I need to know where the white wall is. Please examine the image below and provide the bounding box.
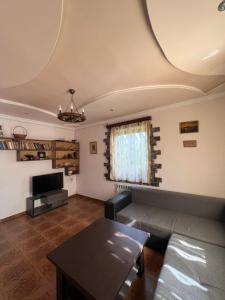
[0,116,76,220]
[75,96,225,200]
[75,125,116,200]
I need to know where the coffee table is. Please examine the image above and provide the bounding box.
[47,218,149,300]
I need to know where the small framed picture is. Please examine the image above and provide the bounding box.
[38,152,46,160]
[180,120,199,134]
[89,141,97,154]
[183,140,197,147]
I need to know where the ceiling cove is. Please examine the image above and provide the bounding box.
[0,0,63,88]
[0,84,205,125]
[147,0,225,76]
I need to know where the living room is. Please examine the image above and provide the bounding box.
[0,1,225,300]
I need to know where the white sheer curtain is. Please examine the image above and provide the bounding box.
[110,120,151,184]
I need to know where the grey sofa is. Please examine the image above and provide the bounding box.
[104,187,225,300]
[105,188,225,247]
[154,233,225,300]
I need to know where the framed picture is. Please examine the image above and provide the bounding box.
[89,141,97,154]
[183,140,197,147]
[38,152,46,160]
[180,120,199,134]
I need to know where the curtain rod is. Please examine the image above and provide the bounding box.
[106,116,151,129]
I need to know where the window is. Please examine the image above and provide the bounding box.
[109,118,151,184]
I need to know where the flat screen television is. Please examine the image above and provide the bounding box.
[32,172,63,196]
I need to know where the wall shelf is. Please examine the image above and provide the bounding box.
[0,137,80,176]
[52,141,80,175]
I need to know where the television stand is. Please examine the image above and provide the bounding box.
[26,189,68,217]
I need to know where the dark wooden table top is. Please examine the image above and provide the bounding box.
[47,218,149,300]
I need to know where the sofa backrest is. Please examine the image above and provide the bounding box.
[131,187,225,221]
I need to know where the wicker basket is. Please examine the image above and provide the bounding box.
[13,126,27,140]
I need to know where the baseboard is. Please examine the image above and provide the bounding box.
[74,194,104,205]
[0,194,103,223]
[0,211,26,224]
[68,193,77,199]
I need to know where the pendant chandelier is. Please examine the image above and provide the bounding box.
[218,0,225,11]
[58,89,86,123]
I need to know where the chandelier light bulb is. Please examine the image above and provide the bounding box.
[59,105,62,113]
[82,108,85,114]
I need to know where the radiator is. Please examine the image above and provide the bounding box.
[115,183,132,193]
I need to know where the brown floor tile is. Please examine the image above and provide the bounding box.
[0,240,14,255]
[6,268,47,300]
[48,214,69,223]
[37,260,56,284]
[60,217,77,229]
[8,227,40,243]
[27,288,56,300]
[27,242,55,266]
[0,259,29,291]
[0,196,163,300]
[42,226,66,240]
[0,248,23,272]
[51,231,72,246]
[34,221,56,233]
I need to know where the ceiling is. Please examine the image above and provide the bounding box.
[0,0,225,126]
[147,0,225,76]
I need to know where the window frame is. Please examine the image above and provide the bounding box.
[104,117,162,187]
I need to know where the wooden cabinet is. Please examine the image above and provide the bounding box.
[52,140,80,175]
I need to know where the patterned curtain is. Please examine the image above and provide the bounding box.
[110,120,151,184]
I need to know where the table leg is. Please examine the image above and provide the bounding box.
[56,268,67,300]
[137,250,144,278]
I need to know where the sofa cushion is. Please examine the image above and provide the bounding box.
[116,203,150,228]
[131,187,225,221]
[174,214,225,248]
[140,207,178,239]
[154,234,225,300]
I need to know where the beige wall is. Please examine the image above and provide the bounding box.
[75,96,225,200]
[0,116,76,220]
[75,125,116,200]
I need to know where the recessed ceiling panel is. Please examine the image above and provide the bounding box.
[0,0,63,88]
[83,85,204,124]
[147,0,225,75]
[0,100,59,124]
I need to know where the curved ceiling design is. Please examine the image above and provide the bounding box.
[0,0,63,88]
[0,85,204,124]
[0,0,224,125]
[0,99,58,124]
[147,0,225,76]
[84,85,205,124]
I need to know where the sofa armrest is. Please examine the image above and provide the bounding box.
[104,191,132,220]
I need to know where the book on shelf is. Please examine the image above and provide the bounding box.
[0,140,18,150]
[0,140,51,151]
[19,141,51,151]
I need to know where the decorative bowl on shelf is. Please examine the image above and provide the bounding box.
[13,126,27,140]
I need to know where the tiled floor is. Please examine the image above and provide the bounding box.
[0,195,163,300]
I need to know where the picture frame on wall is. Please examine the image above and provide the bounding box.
[38,152,46,160]
[183,140,197,147]
[180,120,199,134]
[89,141,97,154]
